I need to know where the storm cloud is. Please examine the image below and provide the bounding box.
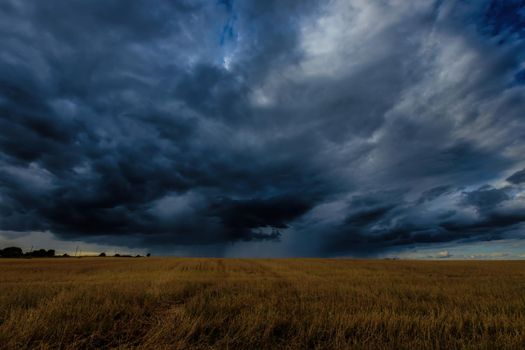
[0,0,524,256]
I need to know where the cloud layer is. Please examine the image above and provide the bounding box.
[0,0,524,256]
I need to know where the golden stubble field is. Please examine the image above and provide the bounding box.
[0,258,524,349]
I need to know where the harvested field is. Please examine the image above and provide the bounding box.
[0,258,524,349]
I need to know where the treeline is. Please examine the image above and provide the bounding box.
[0,247,55,258]
[0,247,151,258]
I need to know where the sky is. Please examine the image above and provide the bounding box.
[0,0,525,258]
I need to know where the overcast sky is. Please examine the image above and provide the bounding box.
[1,0,525,257]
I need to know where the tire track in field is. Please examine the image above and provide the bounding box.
[162,259,229,316]
[140,259,228,345]
[247,260,302,307]
[244,260,306,345]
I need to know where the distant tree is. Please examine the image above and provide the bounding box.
[62,253,70,257]
[29,249,48,257]
[135,254,142,258]
[114,253,121,257]
[0,247,23,258]
[46,249,55,257]
[146,253,151,257]
[99,252,106,257]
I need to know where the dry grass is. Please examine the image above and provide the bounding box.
[0,258,524,349]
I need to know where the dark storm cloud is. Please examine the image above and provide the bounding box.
[318,184,525,255]
[461,186,510,211]
[0,0,524,256]
[0,0,324,247]
[507,168,525,184]
[417,185,453,204]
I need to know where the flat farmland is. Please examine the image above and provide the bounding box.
[0,258,524,349]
